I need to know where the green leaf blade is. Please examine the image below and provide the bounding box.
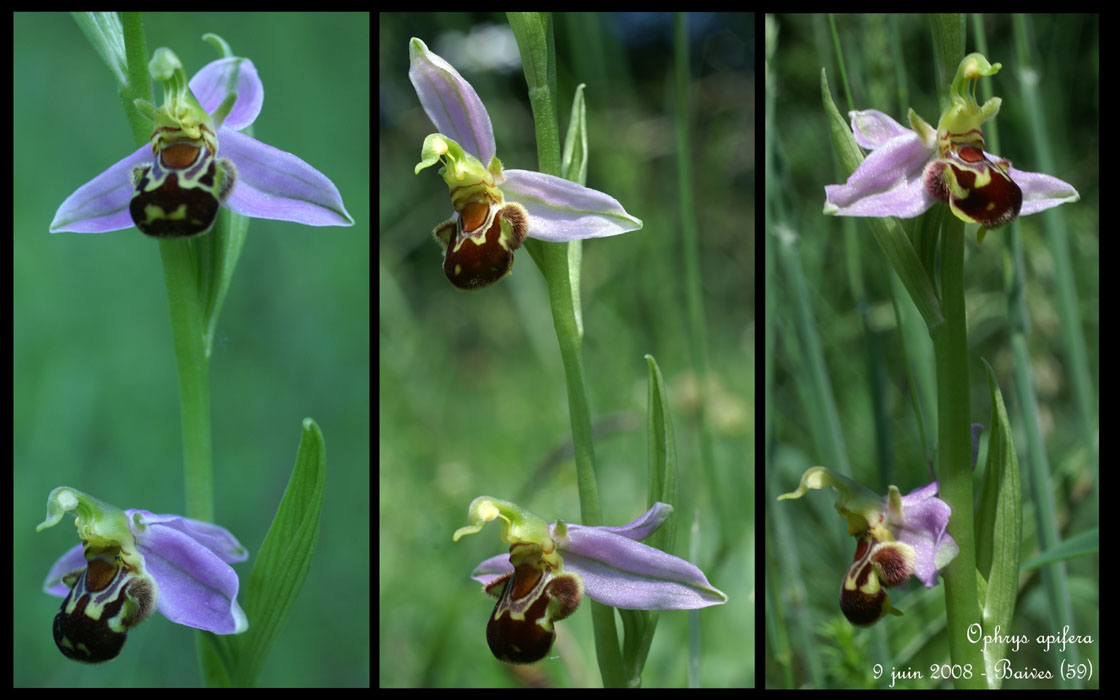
[820,68,944,329]
[976,359,1022,689]
[231,418,327,686]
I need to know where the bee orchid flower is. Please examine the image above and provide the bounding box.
[409,38,642,290]
[453,496,727,664]
[778,468,959,626]
[50,45,353,238]
[37,487,248,663]
[823,53,1078,241]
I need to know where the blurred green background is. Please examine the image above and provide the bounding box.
[765,14,1097,688]
[14,12,369,686]
[379,12,752,687]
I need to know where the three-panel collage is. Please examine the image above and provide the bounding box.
[17,12,370,687]
[378,13,1098,688]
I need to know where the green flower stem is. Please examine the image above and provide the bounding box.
[119,13,154,145]
[120,15,216,524]
[113,19,221,680]
[930,219,984,687]
[526,242,603,522]
[509,12,623,687]
[158,240,214,523]
[926,19,984,684]
[527,242,624,689]
[507,13,603,530]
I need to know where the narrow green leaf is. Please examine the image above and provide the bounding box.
[618,355,681,685]
[197,52,251,358]
[198,208,248,358]
[1021,528,1098,571]
[644,354,678,552]
[197,631,233,687]
[976,359,1022,689]
[561,83,587,338]
[976,568,988,610]
[821,68,944,329]
[230,418,327,686]
[70,12,127,84]
[561,83,588,184]
[617,608,652,688]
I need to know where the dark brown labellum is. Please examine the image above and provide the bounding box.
[53,553,157,663]
[443,213,514,291]
[839,580,891,627]
[483,544,582,664]
[925,142,1022,229]
[437,202,529,290]
[839,533,891,627]
[129,125,236,238]
[838,532,916,626]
